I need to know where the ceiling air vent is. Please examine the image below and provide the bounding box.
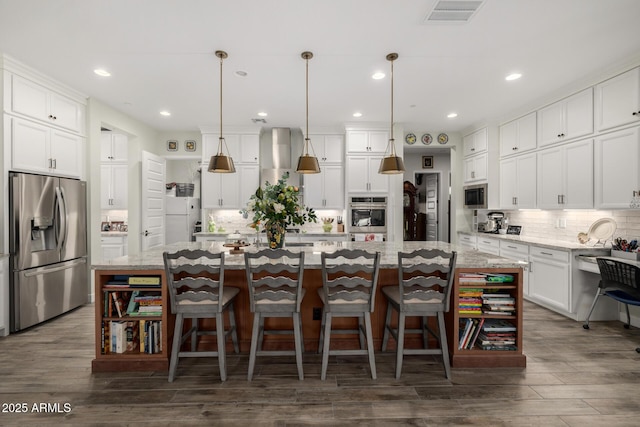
[424,0,485,23]
[252,118,267,124]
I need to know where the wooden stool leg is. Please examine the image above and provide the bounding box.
[293,312,304,380]
[168,313,184,382]
[321,313,333,380]
[317,306,326,354]
[228,301,240,353]
[364,312,376,380]
[438,312,451,380]
[395,312,406,380]
[247,312,261,381]
[381,300,393,351]
[216,312,227,381]
[358,316,366,349]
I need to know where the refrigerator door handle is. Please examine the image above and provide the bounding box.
[55,186,68,252]
[23,257,87,278]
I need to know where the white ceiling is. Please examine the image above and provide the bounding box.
[1,0,640,135]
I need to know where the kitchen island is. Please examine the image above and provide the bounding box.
[92,241,526,372]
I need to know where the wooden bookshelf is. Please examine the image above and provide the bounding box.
[447,267,526,368]
[92,269,173,372]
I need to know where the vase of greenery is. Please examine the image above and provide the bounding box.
[245,172,317,249]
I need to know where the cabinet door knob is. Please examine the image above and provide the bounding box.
[633,111,638,116]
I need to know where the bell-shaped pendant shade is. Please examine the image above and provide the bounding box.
[378,154,405,174]
[296,154,321,174]
[296,51,321,174]
[208,154,236,173]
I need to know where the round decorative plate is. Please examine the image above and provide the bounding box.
[587,218,617,243]
[421,133,433,145]
[437,133,449,144]
[405,133,417,145]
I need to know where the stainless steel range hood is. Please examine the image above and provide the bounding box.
[260,127,302,189]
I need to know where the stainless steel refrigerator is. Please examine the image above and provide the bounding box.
[9,172,88,332]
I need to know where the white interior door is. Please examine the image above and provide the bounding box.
[141,151,166,251]
[426,174,438,241]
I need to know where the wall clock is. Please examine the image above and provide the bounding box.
[437,133,449,144]
[405,133,417,145]
[421,134,432,145]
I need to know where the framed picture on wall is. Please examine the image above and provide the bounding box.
[185,140,196,152]
[422,156,433,169]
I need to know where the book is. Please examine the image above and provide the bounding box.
[128,276,161,285]
[126,291,140,314]
[125,321,139,352]
[458,319,473,349]
[111,321,127,353]
[482,319,517,332]
[468,318,485,349]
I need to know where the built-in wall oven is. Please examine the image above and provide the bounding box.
[348,196,387,240]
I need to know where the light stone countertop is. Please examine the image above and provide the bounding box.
[193,231,349,238]
[92,241,525,271]
[101,232,128,237]
[459,231,610,252]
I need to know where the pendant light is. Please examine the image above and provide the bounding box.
[378,52,405,174]
[208,50,236,173]
[296,51,321,174]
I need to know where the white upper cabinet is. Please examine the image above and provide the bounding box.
[347,155,388,193]
[594,126,640,209]
[538,88,593,147]
[101,163,128,209]
[7,73,85,135]
[537,139,593,209]
[595,66,640,132]
[100,132,128,162]
[346,130,388,154]
[463,153,487,183]
[500,112,537,157]
[8,115,83,178]
[463,127,487,157]
[500,153,536,209]
[304,164,344,209]
[309,134,344,163]
[202,133,259,164]
[201,163,258,209]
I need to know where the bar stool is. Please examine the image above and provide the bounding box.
[244,249,306,381]
[381,249,457,379]
[163,249,240,382]
[318,249,381,380]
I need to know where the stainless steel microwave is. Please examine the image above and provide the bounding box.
[464,183,487,209]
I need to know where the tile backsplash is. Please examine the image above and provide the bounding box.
[203,209,346,234]
[500,210,640,244]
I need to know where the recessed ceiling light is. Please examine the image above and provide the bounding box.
[505,73,522,81]
[235,70,248,77]
[94,69,111,77]
[372,72,385,80]
[447,112,458,118]
[160,111,171,116]
[353,112,363,118]
[257,112,268,117]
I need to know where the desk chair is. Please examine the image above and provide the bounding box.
[583,257,640,353]
[163,249,240,382]
[318,249,381,380]
[244,249,306,380]
[381,249,457,379]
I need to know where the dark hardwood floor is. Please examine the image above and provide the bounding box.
[1,301,639,426]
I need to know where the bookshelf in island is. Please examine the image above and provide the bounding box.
[92,269,173,372]
[448,268,526,368]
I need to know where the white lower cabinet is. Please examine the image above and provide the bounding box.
[458,233,477,250]
[476,236,500,256]
[594,126,640,209]
[499,241,530,297]
[101,235,128,261]
[528,246,570,312]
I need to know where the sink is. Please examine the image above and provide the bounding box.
[284,242,314,247]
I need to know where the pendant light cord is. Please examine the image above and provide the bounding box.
[218,53,224,155]
[389,55,395,156]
